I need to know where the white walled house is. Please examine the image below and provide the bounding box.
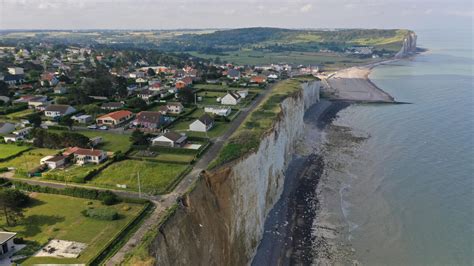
[189,114,214,132]
[63,147,107,165]
[0,232,17,257]
[204,106,231,117]
[40,155,66,169]
[151,131,187,147]
[44,105,76,119]
[221,92,241,105]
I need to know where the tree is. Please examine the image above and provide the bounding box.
[83,104,101,117]
[177,87,195,104]
[130,129,148,145]
[147,68,156,77]
[0,81,8,96]
[126,97,147,110]
[27,112,42,128]
[60,116,74,130]
[114,76,128,98]
[0,188,30,226]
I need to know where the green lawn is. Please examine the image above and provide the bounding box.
[0,193,144,265]
[0,144,30,159]
[89,160,188,194]
[51,130,132,153]
[169,120,229,139]
[5,108,35,120]
[128,150,195,164]
[42,163,105,183]
[0,148,58,175]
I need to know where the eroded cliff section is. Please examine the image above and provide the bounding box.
[395,31,417,58]
[149,81,321,266]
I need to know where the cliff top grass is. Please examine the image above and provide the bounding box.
[208,76,317,169]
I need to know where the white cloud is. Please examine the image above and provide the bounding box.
[300,3,312,13]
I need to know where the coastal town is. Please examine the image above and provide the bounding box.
[0,41,324,264]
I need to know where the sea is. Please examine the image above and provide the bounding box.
[321,28,473,265]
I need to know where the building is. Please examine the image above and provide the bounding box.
[101,102,124,111]
[53,84,68,94]
[0,122,15,134]
[189,114,214,132]
[136,89,156,102]
[151,131,187,147]
[204,106,231,117]
[250,75,267,84]
[40,72,59,86]
[7,67,24,75]
[96,110,133,127]
[166,102,184,114]
[71,114,92,124]
[44,105,76,119]
[227,69,241,80]
[3,74,25,85]
[27,96,49,109]
[63,147,107,165]
[237,89,249,99]
[0,232,17,257]
[40,155,66,169]
[132,111,165,129]
[3,134,23,143]
[221,91,241,105]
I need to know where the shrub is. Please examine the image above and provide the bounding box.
[83,207,119,221]
[102,194,119,206]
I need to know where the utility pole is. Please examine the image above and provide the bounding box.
[137,171,142,198]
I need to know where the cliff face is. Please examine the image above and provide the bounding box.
[149,81,321,266]
[395,31,417,58]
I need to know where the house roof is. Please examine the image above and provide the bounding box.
[45,155,66,162]
[66,147,104,157]
[226,91,241,100]
[227,69,240,77]
[167,102,184,108]
[163,131,186,142]
[101,102,124,108]
[28,96,48,103]
[135,111,162,124]
[97,110,133,121]
[45,104,72,113]
[0,232,16,244]
[198,114,214,126]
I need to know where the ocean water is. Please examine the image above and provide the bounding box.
[329,28,473,265]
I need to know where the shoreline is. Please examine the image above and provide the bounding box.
[251,100,351,265]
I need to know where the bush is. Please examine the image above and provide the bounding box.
[102,194,119,206]
[83,207,119,221]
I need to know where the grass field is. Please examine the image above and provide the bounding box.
[129,150,195,163]
[0,144,30,160]
[90,160,188,194]
[42,163,105,183]
[5,109,35,120]
[0,148,58,175]
[0,193,144,265]
[51,129,132,153]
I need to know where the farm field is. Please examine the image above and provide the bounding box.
[89,160,188,194]
[0,193,145,265]
[0,144,30,160]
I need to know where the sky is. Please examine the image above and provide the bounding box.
[0,0,472,30]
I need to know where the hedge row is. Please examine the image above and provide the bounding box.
[0,103,28,115]
[132,145,198,155]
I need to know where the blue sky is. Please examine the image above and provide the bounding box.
[0,0,472,30]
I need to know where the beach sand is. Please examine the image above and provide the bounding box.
[323,64,395,103]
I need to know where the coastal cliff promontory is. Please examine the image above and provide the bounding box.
[395,31,418,58]
[144,80,321,265]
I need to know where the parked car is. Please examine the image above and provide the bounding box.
[99,125,108,130]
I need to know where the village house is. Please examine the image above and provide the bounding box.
[40,155,67,169]
[221,91,241,105]
[53,84,68,94]
[96,110,133,127]
[44,105,76,119]
[0,232,17,257]
[71,114,92,124]
[237,89,249,99]
[189,114,214,132]
[204,106,231,117]
[101,102,124,111]
[27,96,50,109]
[136,89,156,102]
[166,102,184,114]
[3,134,23,143]
[2,74,25,86]
[175,77,192,89]
[151,131,188,147]
[7,67,24,75]
[63,147,107,165]
[40,72,59,87]
[0,122,15,134]
[250,75,267,84]
[132,111,166,129]
[227,69,241,80]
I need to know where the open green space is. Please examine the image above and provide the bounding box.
[0,144,30,160]
[0,192,144,265]
[5,109,35,120]
[42,162,105,183]
[0,148,58,175]
[129,150,195,164]
[89,160,189,194]
[50,129,131,153]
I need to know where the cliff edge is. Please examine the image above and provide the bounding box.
[395,31,417,58]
